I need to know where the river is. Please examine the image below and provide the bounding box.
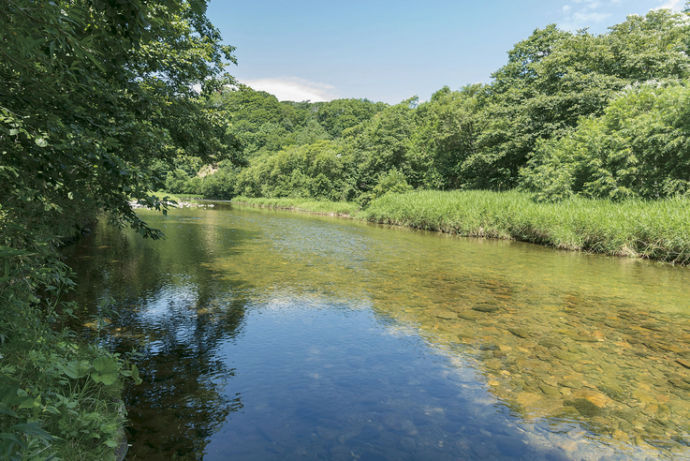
[64,202,690,460]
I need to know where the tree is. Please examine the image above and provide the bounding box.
[412,85,484,189]
[1,0,237,248]
[314,98,387,138]
[467,9,690,189]
[1,1,239,457]
[349,100,419,192]
[521,83,690,200]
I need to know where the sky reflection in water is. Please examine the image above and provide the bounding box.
[65,204,690,460]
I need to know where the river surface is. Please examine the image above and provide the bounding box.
[64,203,690,460]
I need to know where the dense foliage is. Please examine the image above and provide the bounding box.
[1,1,234,458]
[184,8,690,204]
[522,82,690,201]
[164,89,387,199]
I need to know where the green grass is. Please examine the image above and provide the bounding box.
[232,196,361,217]
[234,191,690,264]
[365,190,690,264]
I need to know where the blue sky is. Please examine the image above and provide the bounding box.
[207,0,686,103]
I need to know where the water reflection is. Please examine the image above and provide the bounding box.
[121,287,245,459]
[66,220,254,459]
[64,205,690,459]
[204,298,581,460]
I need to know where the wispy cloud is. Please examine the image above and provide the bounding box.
[559,0,614,31]
[653,0,685,11]
[242,77,337,102]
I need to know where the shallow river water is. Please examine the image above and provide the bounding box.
[64,203,690,460]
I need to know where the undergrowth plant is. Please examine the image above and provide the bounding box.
[0,244,142,460]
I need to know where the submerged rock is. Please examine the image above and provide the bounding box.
[472,304,500,313]
[539,383,561,398]
[573,389,611,409]
[668,376,690,391]
[568,398,603,417]
[676,358,690,370]
[436,310,457,320]
[558,375,585,388]
[508,327,529,339]
[457,311,481,321]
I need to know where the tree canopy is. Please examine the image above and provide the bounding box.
[1,0,237,246]
[173,8,690,204]
[1,2,237,457]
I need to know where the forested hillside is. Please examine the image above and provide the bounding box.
[172,8,690,204]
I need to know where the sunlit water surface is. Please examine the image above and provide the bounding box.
[64,203,690,460]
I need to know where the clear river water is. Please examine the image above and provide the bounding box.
[63,203,690,460]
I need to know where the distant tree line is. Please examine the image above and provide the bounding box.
[171,7,690,203]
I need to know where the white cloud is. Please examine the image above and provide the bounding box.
[559,0,614,31]
[557,0,687,32]
[241,77,337,102]
[653,0,685,11]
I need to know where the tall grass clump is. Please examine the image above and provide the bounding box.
[364,190,690,264]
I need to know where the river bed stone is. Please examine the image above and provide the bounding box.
[64,204,690,460]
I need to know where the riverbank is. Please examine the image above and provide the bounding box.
[0,309,129,459]
[129,191,206,209]
[1,209,138,459]
[231,191,690,265]
[0,248,133,459]
[232,196,360,217]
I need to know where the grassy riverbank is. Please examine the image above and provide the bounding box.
[232,196,361,217]
[232,190,690,265]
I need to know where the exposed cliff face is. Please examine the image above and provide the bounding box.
[197,164,219,178]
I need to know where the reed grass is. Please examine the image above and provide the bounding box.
[365,190,690,264]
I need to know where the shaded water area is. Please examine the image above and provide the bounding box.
[64,203,690,460]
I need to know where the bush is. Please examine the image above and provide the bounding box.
[234,141,353,201]
[357,169,413,207]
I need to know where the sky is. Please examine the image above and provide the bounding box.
[207,0,686,104]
